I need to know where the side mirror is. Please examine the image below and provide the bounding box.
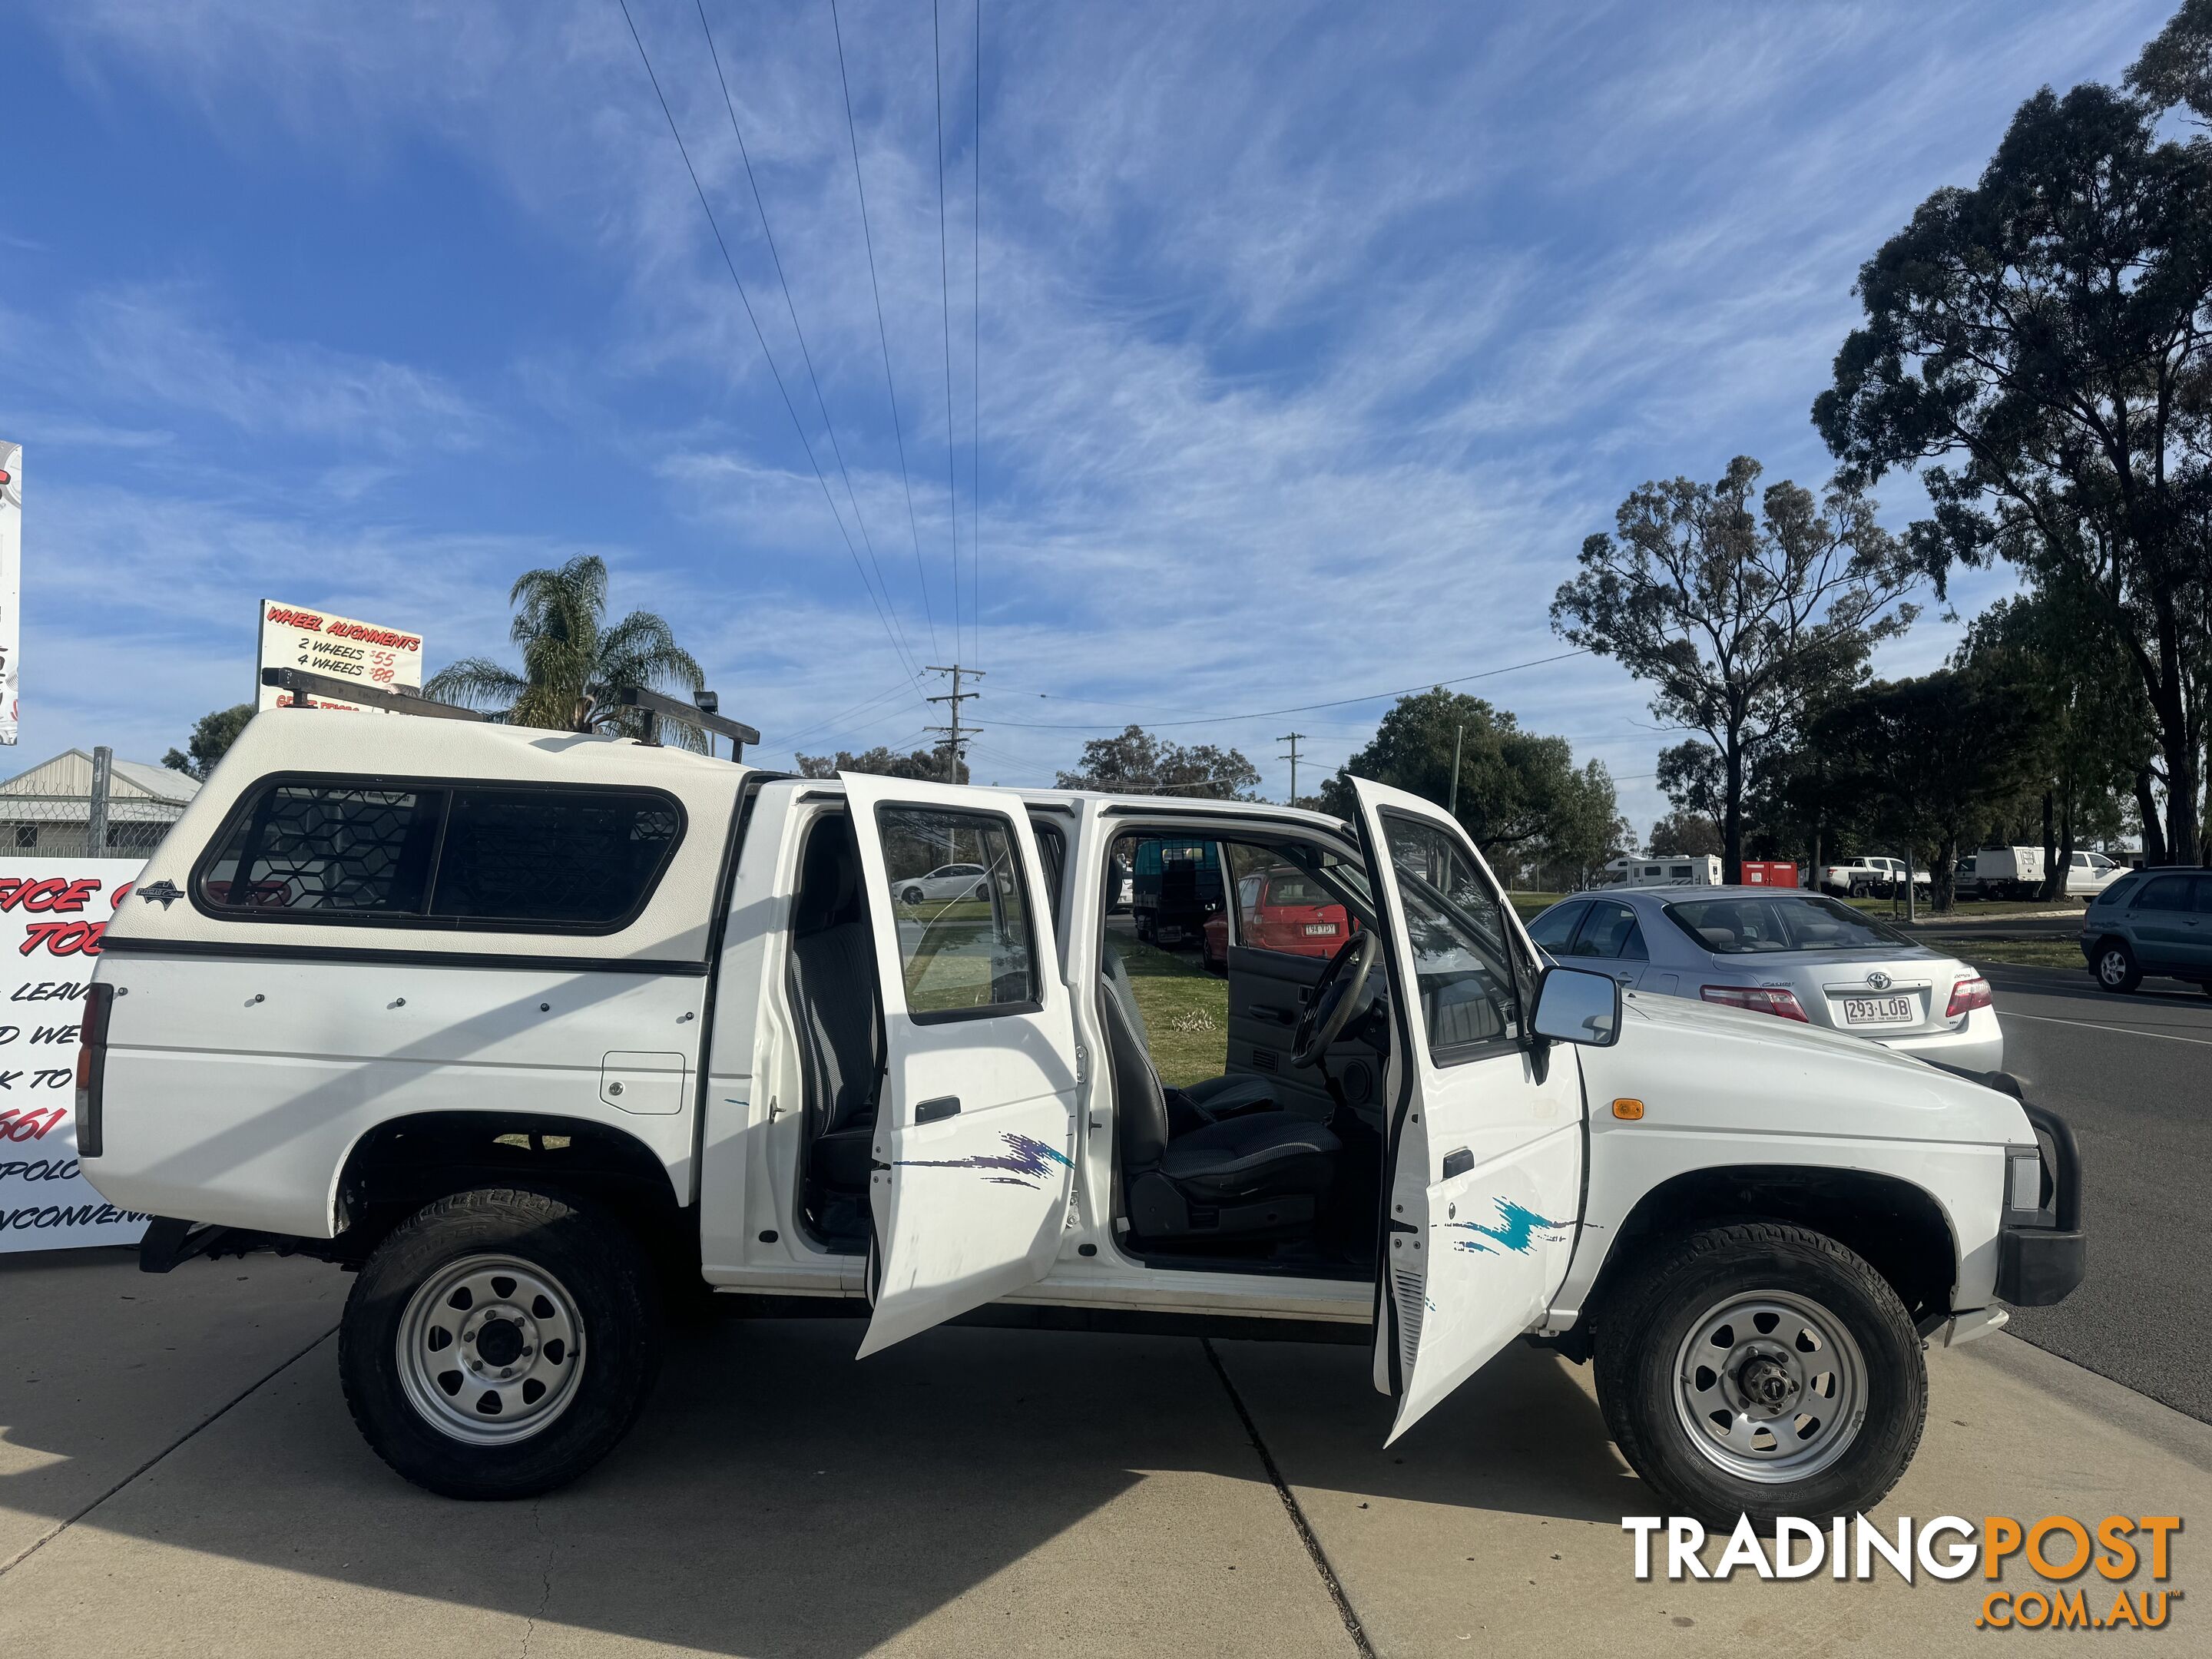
[1530,964,1621,1048]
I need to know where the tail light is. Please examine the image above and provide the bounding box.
[75,983,114,1158]
[1700,984,1810,1022]
[1947,975,1992,1018]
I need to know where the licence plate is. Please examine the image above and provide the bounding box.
[1839,995,1915,1026]
[1304,922,1337,936]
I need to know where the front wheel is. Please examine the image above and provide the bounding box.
[2091,940,2141,994]
[1593,1224,1925,1527]
[339,1187,661,1500]
[900,886,925,905]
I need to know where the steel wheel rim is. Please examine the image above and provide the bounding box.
[396,1253,586,1446]
[1671,1287,1866,1484]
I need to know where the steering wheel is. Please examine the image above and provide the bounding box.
[1292,931,1379,1068]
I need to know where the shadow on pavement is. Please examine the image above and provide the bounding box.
[1,1255,1637,1657]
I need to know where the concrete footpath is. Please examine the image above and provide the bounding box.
[1,1250,2204,1657]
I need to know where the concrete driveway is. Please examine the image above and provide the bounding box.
[1,1250,2206,1657]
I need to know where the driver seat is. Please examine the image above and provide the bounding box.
[1098,971,1339,1242]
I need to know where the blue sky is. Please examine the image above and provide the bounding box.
[0,0,2177,830]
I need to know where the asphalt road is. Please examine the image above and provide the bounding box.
[1969,957,2212,1424]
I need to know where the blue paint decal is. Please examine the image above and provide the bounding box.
[895,1132,1074,1189]
[1448,1197,1570,1255]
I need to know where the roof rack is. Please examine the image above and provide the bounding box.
[260,667,489,721]
[609,685,760,760]
[259,667,760,760]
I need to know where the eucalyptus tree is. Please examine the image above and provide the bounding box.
[1551,457,1919,882]
[1815,46,2212,861]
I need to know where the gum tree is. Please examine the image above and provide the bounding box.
[1551,458,1919,882]
[1814,65,2212,862]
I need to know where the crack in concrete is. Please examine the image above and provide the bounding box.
[1201,1336,1376,1659]
[519,1494,554,1659]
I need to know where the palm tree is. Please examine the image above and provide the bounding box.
[426,555,707,748]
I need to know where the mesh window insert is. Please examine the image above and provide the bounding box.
[201,786,436,913]
[429,790,681,926]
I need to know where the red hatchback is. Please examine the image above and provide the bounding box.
[1203,867,1354,972]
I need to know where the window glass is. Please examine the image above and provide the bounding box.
[2094,871,2141,906]
[2195,875,2212,916]
[1028,818,1068,934]
[1526,901,1587,953]
[199,780,684,929]
[1571,901,1647,961]
[429,788,680,926]
[1380,812,1524,1057]
[200,784,439,915]
[1667,894,1909,954]
[879,807,1038,1019]
[2135,875,2194,912]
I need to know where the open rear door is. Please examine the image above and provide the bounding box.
[1349,778,1585,1442]
[843,773,1080,1358]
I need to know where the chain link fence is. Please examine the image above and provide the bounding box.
[0,746,193,859]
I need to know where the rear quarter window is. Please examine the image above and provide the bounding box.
[195,777,685,933]
[2092,872,2142,907]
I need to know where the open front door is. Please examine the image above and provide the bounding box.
[843,773,1080,1358]
[1350,778,1584,1442]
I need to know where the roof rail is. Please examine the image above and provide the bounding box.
[260,667,490,721]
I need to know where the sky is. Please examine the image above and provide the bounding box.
[0,0,2181,832]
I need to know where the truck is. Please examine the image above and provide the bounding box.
[1817,855,1932,899]
[1129,834,1223,946]
[1955,846,2045,902]
[77,710,2084,1524]
[1958,847,2122,901]
[1618,853,1722,888]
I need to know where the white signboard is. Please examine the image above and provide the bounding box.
[0,439,20,745]
[0,858,151,1253]
[255,598,424,713]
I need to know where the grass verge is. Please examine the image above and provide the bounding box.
[1113,939,1233,1088]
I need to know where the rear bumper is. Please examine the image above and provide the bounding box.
[1873,1006,2004,1073]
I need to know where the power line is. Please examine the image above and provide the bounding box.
[770,673,923,752]
[827,0,939,663]
[615,0,921,689]
[988,647,1596,731]
[693,0,920,682]
[932,0,962,665]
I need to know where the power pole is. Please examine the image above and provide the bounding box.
[925,664,984,784]
[1447,724,1465,816]
[1277,731,1306,804]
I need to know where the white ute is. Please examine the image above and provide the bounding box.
[78,710,2085,1522]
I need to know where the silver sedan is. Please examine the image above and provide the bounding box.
[1527,886,2002,1072]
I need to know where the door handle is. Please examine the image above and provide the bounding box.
[1250,1004,1297,1025]
[914,1095,961,1124]
[1440,1147,1472,1180]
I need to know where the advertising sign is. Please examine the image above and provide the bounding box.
[0,858,150,1253]
[0,439,20,745]
[255,598,424,713]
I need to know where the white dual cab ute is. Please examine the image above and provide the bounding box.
[78,712,2085,1522]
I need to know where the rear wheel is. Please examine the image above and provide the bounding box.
[339,1188,661,1500]
[1594,1224,1925,1527]
[2091,939,2141,994]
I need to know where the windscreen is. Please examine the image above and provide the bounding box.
[1665,893,1913,955]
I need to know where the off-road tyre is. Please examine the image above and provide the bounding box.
[1593,1223,1925,1528]
[2091,939,2141,995]
[339,1187,661,1500]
